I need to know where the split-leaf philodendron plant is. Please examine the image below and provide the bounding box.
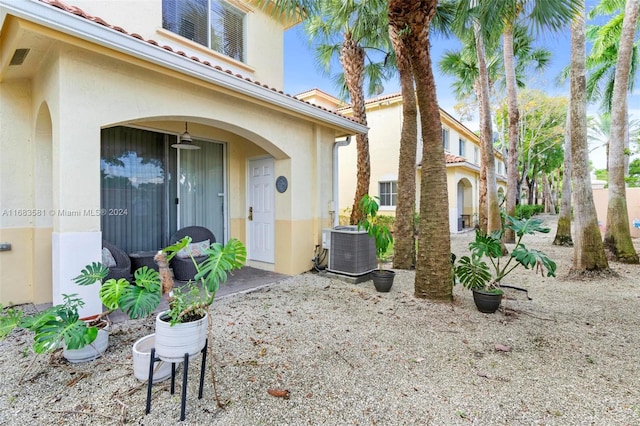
[454,214,557,294]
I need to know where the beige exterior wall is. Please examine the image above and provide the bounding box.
[70,0,286,88]
[0,5,358,311]
[334,94,506,232]
[593,188,640,239]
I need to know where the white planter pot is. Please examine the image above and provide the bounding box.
[63,316,110,363]
[132,333,172,383]
[154,311,208,363]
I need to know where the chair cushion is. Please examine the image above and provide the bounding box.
[102,247,117,267]
[176,239,210,259]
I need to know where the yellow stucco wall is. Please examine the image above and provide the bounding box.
[69,0,285,88]
[0,26,339,306]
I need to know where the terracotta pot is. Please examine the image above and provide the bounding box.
[154,311,208,363]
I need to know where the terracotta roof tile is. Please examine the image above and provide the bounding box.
[38,0,362,126]
[445,153,467,164]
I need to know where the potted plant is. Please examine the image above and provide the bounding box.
[453,214,557,313]
[0,293,110,362]
[358,194,395,292]
[148,238,245,360]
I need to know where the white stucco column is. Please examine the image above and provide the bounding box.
[51,76,103,316]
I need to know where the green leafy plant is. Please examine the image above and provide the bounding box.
[357,194,394,271]
[454,214,557,294]
[0,294,100,354]
[74,263,162,320]
[161,237,247,324]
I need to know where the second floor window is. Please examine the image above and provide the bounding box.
[379,181,398,207]
[442,127,450,151]
[163,0,245,62]
[459,138,466,157]
[473,146,479,164]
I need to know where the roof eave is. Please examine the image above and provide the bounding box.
[1,0,367,135]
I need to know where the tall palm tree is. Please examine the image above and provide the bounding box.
[391,1,454,270]
[302,0,393,225]
[389,0,452,301]
[603,0,640,263]
[389,24,419,270]
[440,24,550,199]
[570,0,610,272]
[447,3,496,234]
[554,104,573,246]
[500,0,579,242]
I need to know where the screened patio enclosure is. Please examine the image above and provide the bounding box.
[100,126,225,254]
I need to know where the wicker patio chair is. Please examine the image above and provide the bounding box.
[169,226,216,281]
[102,240,132,281]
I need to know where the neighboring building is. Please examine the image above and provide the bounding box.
[0,1,366,314]
[297,90,507,233]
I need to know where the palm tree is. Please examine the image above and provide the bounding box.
[553,102,574,246]
[389,0,452,301]
[499,0,579,242]
[391,1,454,270]
[569,0,610,272]
[389,24,419,270]
[449,1,502,234]
[603,0,640,263]
[586,0,639,113]
[301,0,393,225]
[440,19,550,237]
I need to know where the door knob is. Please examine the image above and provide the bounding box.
[248,206,253,221]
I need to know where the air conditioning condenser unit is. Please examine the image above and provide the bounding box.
[325,226,376,276]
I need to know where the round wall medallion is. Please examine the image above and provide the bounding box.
[276,176,288,193]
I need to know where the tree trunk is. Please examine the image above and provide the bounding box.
[389,0,452,301]
[503,24,520,243]
[542,173,555,214]
[474,23,500,235]
[570,2,609,272]
[554,107,573,246]
[603,0,640,264]
[341,33,370,226]
[390,25,417,270]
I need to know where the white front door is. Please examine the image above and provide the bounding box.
[248,158,275,263]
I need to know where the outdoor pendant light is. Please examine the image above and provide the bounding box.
[172,122,200,150]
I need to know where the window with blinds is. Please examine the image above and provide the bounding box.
[162,0,245,62]
[442,127,450,151]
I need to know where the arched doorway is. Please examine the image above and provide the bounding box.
[457,178,473,231]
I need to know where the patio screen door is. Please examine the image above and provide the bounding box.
[177,140,225,242]
[100,127,177,253]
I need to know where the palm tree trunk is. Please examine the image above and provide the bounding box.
[570,1,609,272]
[603,0,640,264]
[503,24,519,243]
[473,22,501,235]
[554,107,573,246]
[390,25,417,270]
[341,33,370,225]
[389,0,452,301]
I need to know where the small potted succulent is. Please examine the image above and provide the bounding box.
[453,214,557,313]
[358,194,395,292]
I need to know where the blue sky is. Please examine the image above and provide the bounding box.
[282,6,639,170]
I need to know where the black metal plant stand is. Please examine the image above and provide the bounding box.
[145,339,208,421]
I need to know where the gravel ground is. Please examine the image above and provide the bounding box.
[1,214,639,425]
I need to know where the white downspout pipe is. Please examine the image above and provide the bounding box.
[333,136,351,227]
